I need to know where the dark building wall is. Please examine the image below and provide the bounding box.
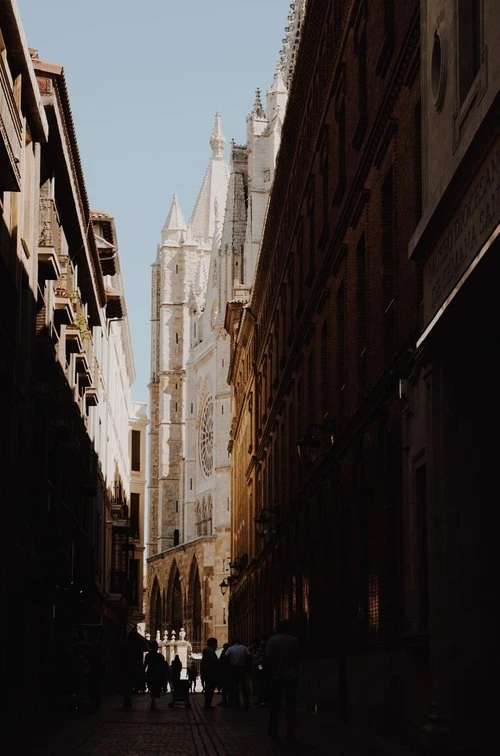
[406,0,500,747]
[227,0,424,747]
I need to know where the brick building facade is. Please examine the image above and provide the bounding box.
[226,0,500,751]
[226,0,425,745]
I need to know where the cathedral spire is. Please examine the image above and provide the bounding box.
[161,194,186,245]
[252,88,266,118]
[163,194,186,231]
[188,114,229,243]
[210,112,226,160]
[267,63,288,123]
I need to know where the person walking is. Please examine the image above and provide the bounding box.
[200,637,219,709]
[188,660,198,693]
[224,638,252,708]
[119,630,143,709]
[171,654,182,691]
[264,619,300,743]
[143,641,168,710]
[217,642,230,706]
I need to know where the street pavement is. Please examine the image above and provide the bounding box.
[23,684,418,755]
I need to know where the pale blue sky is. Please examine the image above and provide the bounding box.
[17,0,290,404]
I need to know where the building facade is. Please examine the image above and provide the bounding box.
[226,0,424,746]
[2,0,141,721]
[226,0,499,751]
[129,399,148,628]
[147,115,231,648]
[146,2,305,653]
[406,1,500,750]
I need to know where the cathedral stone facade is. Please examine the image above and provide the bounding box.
[145,0,301,646]
[147,114,231,647]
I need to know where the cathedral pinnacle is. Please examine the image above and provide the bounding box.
[210,113,226,160]
[252,88,266,118]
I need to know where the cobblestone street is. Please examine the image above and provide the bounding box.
[25,688,417,756]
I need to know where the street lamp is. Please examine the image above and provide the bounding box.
[296,416,336,465]
[229,558,243,578]
[254,510,271,537]
[219,577,229,596]
[254,506,279,537]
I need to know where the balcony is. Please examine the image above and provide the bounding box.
[84,358,99,407]
[53,288,74,326]
[63,323,83,355]
[75,351,92,388]
[110,500,129,523]
[38,198,61,281]
[105,284,124,320]
[0,44,22,191]
[109,570,134,605]
[84,385,98,407]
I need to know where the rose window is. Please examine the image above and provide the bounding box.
[199,396,214,477]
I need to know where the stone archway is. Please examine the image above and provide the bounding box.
[187,556,202,649]
[149,575,162,637]
[166,561,183,631]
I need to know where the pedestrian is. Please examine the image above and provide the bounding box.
[224,637,252,708]
[264,618,300,743]
[188,660,198,692]
[120,630,143,709]
[171,653,182,691]
[249,636,266,706]
[143,640,168,710]
[257,635,270,705]
[217,642,230,705]
[200,637,219,709]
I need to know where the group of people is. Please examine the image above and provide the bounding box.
[142,642,183,709]
[121,619,300,743]
[120,630,183,710]
[200,619,300,744]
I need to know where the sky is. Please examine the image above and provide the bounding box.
[16,0,291,405]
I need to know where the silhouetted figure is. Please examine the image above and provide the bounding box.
[171,654,182,690]
[265,619,300,743]
[188,661,198,692]
[120,630,144,709]
[144,640,168,710]
[200,637,219,709]
[224,637,252,708]
[217,642,230,705]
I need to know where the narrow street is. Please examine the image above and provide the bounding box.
[27,687,416,756]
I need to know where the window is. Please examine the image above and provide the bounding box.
[381,169,395,364]
[414,101,422,223]
[334,68,347,205]
[356,234,367,350]
[130,493,140,539]
[320,126,330,235]
[353,15,368,149]
[336,281,346,426]
[131,430,140,472]
[199,396,214,477]
[458,0,481,105]
[415,465,429,631]
[306,181,315,284]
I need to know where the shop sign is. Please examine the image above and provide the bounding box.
[424,135,500,324]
